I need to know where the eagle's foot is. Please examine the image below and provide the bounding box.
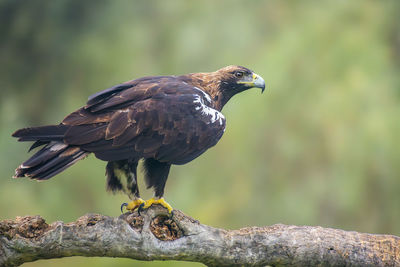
[138,197,173,215]
[121,198,145,213]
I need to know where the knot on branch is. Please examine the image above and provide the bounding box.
[121,206,185,240]
[150,215,183,241]
[0,215,48,240]
[124,214,144,231]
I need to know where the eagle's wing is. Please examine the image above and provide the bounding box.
[62,78,226,164]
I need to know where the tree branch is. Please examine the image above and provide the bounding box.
[0,206,399,267]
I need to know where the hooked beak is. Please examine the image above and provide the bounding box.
[238,73,266,93]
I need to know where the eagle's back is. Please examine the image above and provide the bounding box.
[62,76,226,164]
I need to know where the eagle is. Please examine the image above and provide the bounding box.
[12,65,265,213]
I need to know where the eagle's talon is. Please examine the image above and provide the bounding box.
[139,197,174,214]
[122,198,145,213]
[120,202,128,213]
[138,203,145,216]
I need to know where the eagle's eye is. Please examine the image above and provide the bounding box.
[234,71,244,78]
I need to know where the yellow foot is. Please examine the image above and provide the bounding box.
[141,197,173,214]
[121,198,145,213]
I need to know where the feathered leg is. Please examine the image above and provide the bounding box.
[139,158,173,213]
[106,159,145,212]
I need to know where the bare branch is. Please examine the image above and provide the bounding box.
[0,206,399,267]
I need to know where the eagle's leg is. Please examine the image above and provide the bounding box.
[107,160,144,212]
[106,161,125,194]
[140,159,173,213]
[123,159,146,211]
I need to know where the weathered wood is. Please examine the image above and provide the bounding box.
[0,205,399,266]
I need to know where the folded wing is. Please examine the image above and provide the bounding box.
[62,78,226,164]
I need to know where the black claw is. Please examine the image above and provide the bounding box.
[121,202,128,213]
[138,203,145,216]
[169,210,175,218]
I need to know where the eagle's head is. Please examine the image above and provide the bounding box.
[181,65,266,110]
[208,65,265,110]
[215,65,265,93]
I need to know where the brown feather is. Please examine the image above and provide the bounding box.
[64,124,107,145]
[105,110,130,140]
[62,108,112,125]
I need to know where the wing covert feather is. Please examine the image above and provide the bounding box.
[60,76,226,164]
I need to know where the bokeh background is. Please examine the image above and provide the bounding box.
[1,1,400,266]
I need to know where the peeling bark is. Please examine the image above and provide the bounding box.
[0,205,399,267]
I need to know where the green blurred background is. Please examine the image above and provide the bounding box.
[1,0,400,266]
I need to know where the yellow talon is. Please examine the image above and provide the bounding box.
[142,197,173,213]
[124,198,145,212]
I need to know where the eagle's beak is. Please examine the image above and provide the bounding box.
[238,73,266,93]
[252,73,266,93]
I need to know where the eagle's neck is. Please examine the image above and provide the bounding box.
[180,73,234,111]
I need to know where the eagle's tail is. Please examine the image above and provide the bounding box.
[12,125,89,180]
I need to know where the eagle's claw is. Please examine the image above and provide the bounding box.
[169,210,175,218]
[138,203,145,216]
[137,197,174,215]
[121,198,145,213]
[120,202,128,213]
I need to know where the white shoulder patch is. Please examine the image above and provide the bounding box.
[193,95,225,126]
[193,87,212,104]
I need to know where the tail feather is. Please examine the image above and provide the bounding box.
[14,143,88,180]
[29,140,50,152]
[12,125,68,142]
[22,142,68,168]
[13,124,89,180]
